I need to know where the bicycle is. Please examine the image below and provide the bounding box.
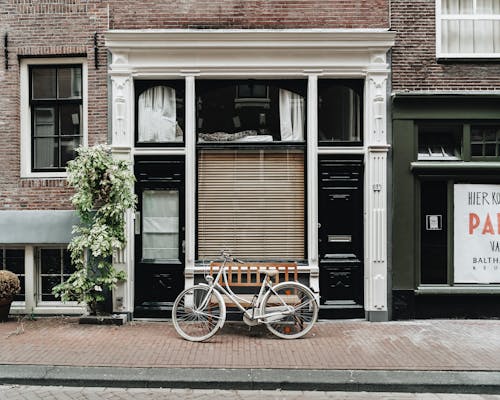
[172,251,319,342]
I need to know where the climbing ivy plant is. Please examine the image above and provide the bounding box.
[53,145,136,315]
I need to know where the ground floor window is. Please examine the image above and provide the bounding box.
[197,149,305,259]
[37,247,75,302]
[1,248,25,301]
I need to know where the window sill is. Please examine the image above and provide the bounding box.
[417,285,500,294]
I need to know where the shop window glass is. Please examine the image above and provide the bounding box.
[196,80,306,143]
[420,181,448,284]
[38,248,75,302]
[418,125,461,160]
[1,248,25,302]
[135,81,185,144]
[471,125,500,159]
[318,80,363,145]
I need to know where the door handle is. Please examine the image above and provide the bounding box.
[135,212,141,235]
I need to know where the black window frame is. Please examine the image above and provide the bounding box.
[29,64,83,172]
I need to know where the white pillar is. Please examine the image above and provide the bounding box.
[364,67,390,321]
[307,73,319,292]
[184,75,196,289]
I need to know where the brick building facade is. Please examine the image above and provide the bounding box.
[391,0,500,318]
[1,0,396,320]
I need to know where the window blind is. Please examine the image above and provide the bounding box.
[198,149,305,259]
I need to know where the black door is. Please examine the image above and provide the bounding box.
[134,157,185,318]
[318,156,364,318]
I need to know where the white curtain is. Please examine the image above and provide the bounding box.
[142,190,179,260]
[279,89,305,141]
[442,0,500,54]
[138,86,178,142]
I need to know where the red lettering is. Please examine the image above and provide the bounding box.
[469,213,480,234]
[482,214,495,235]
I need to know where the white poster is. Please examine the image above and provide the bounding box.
[454,184,500,283]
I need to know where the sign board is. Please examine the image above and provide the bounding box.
[454,184,500,283]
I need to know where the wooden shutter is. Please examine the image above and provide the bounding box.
[198,149,305,259]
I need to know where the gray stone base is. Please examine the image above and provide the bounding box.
[366,310,388,322]
[79,314,128,326]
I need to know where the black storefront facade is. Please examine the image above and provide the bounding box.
[392,94,500,319]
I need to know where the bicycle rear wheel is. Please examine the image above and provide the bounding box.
[172,285,226,342]
[260,281,318,339]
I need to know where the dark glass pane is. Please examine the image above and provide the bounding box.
[32,68,56,99]
[484,130,496,141]
[58,67,82,98]
[5,249,24,275]
[471,143,483,156]
[63,250,75,274]
[471,130,484,142]
[318,81,363,143]
[33,107,55,137]
[34,137,59,169]
[61,138,79,167]
[485,144,496,156]
[41,276,61,300]
[40,249,61,274]
[14,277,25,301]
[420,181,448,284]
[60,104,81,136]
[196,80,306,143]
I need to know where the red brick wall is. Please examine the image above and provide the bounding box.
[109,0,389,29]
[391,0,500,92]
[0,1,109,210]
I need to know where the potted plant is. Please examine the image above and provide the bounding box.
[0,270,20,322]
[53,145,136,316]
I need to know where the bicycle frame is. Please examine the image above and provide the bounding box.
[198,259,296,323]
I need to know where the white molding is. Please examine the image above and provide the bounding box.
[20,57,88,179]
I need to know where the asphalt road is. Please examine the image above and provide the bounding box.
[1,386,500,400]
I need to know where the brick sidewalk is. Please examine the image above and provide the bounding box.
[0,318,499,371]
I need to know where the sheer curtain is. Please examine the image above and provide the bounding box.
[138,86,178,142]
[279,89,305,141]
[442,0,500,54]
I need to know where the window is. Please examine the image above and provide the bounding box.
[20,58,87,177]
[418,124,462,160]
[471,125,500,158]
[318,80,363,145]
[437,0,500,58]
[37,248,75,302]
[197,149,305,259]
[30,65,83,171]
[0,248,25,302]
[196,80,306,143]
[135,80,185,145]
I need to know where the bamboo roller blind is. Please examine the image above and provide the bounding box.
[198,149,305,259]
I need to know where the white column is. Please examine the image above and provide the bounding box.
[109,54,134,314]
[307,73,319,292]
[184,75,196,289]
[364,68,390,320]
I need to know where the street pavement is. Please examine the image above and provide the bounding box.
[0,317,500,393]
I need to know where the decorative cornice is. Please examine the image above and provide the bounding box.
[105,29,396,51]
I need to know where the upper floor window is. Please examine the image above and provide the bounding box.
[135,80,185,146]
[30,65,83,171]
[196,80,306,143]
[437,0,500,58]
[21,58,87,178]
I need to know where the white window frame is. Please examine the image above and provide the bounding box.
[20,57,88,178]
[436,0,500,59]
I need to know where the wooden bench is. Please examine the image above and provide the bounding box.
[208,261,299,308]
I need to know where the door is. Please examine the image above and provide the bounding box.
[134,157,185,318]
[318,156,364,318]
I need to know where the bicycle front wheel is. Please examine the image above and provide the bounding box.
[172,285,226,342]
[260,281,318,339]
